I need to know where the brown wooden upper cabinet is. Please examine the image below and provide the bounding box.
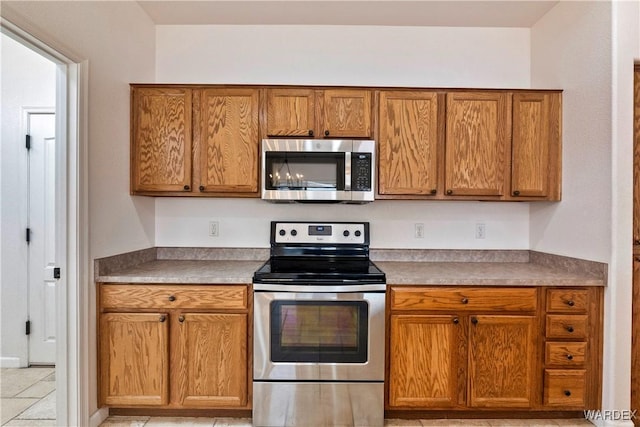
[130,85,260,197]
[196,88,259,194]
[511,92,562,200]
[378,90,440,196]
[265,88,372,138]
[130,87,192,193]
[445,92,511,198]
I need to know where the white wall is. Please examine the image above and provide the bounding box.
[530,2,612,263]
[1,0,157,416]
[0,34,56,367]
[155,25,532,249]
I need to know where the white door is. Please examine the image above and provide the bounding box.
[27,111,57,365]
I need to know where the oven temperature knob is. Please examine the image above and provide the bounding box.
[355,230,362,237]
[343,230,350,237]
[279,229,286,236]
[291,229,298,236]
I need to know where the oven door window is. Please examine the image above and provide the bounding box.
[270,300,368,363]
[264,152,345,190]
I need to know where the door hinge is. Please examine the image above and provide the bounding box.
[53,267,61,279]
[26,134,31,150]
[26,228,31,244]
[25,320,31,336]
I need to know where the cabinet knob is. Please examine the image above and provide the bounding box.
[199,185,205,192]
[446,189,453,195]
[461,297,469,304]
[636,256,640,263]
[324,130,330,136]
[567,354,574,360]
[566,300,575,307]
[471,317,478,325]
[183,185,190,191]
[566,326,574,333]
[178,315,185,323]
[168,295,176,302]
[513,190,520,196]
[159,315,166,323]
[430,189,437,194]
[564,390,572,397]
[452,317,459,325]
[634,239,640,245]
[308,130,314,137]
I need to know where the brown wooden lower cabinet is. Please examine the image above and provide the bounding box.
[98,284,250,410]
[387,285,603,414]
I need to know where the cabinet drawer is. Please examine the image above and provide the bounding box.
[390,287,537,312]
[545,315,588,339]
[546,289,589,313]
[545,342,587,367]
[100,285,248,310]
[543,370,586,407]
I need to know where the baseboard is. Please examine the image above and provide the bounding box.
[89,407,109,427]
[0,357,24,368]
[586,417,635,427]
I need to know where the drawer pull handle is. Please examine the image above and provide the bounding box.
[178,315,185,323]
[430,189,437,194]
[324,130,330,136]
[308,130,314,137]
[566,354,574,360]
[159,315,166,323]
[566,300,575,307]
[183,185,190,191]
[168,295,176,302]
[461,297,469,304]
[471,317,478,325]
[564,390,571,397]
[566,326,574,333]
[452,317,459,325]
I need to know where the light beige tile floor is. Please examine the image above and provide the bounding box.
[1,368,595,427]
[100,416,594,427]
[0,367,55,426]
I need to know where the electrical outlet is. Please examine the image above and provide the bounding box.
[209,221,219,237]
[415,223,425,239]
[475,223,486,239]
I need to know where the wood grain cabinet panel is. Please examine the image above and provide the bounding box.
[468,315,536,408]
[390,287,537,312]
[322,89,372,138]
[100,285,248,310]
[197,88,260,194]
[100,312,169,406]
[445,92,510,197]
[131,87,192,193]
[388,315,461,408]
[511,92,561,200]
[545,315,588,340]
[172,313,248,407]
[543,370,586,407]
[545,342,587,368]
[265,88,316,137]
[378,91,440,196]
[546,289,589,313]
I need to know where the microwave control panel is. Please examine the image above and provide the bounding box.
[351,153,372,191]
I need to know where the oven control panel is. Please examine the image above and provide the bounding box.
[273,222,366,244]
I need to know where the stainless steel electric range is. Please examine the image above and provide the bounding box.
[252,221,386,427]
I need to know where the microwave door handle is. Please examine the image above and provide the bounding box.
[344,152,351,191]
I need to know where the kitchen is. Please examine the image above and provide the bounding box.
[0,1,638,426]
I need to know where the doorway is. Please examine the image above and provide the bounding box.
[633,64,640,427]
[0,20,85,425]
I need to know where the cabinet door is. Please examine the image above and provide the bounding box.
[173,313,248,407]
[378,91,440,196]
[445,92,510,197]
[468,315,536,408]
[266,88,316,137]
[100,313,169,406]
[322,89,372,138]
[131,87,192,193]
[388,314,462,408]
[511,92,561,199]
[197,88,259,193]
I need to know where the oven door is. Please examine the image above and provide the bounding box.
[253,291,385,381]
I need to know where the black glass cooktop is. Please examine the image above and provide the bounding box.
[253,258,386,284]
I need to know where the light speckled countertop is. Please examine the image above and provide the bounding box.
[95,248,606,287]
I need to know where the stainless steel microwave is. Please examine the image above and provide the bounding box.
[261,139,375,203]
